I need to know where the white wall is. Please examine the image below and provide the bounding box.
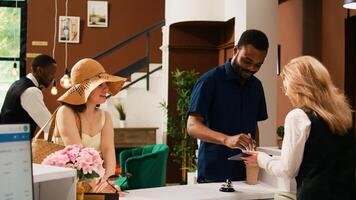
[160,26,170,144]
[165,0,278,146]
[165,0,226,25]
[102,65,165,144]
[245,0,278,146]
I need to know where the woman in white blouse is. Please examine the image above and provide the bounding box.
[243,56,355,200]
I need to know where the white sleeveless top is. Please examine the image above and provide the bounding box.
[81,110,105,151]
[54,109,106,152]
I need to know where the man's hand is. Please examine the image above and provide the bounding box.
[223,133,255,150]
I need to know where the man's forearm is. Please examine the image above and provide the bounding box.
[187,117,227,145]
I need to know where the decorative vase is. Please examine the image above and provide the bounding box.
[119,120,126,128]
[187,171,197,185]
[76,181,85,200]
[76,179,93,200]
[245,163,259,185]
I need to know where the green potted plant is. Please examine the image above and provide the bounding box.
[161,69,199,183]
[115,103,126,128]
[276,125,284,149]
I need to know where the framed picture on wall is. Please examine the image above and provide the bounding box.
[58,16,80,43]
[88,1,108,27]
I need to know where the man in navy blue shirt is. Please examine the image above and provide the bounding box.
[187,29,269,182]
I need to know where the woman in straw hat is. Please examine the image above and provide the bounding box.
[54,58,126,193]
[243,56,356,200]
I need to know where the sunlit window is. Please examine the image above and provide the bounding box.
[0,1,26,108]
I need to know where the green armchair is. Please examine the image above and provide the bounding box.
[115,144,169,190]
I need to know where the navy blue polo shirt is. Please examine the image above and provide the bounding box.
[188,60,268,182]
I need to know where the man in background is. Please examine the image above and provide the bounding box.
[0,54,57,138]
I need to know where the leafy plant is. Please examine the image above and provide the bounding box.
[276,125,284,138]
[161,69,199,182]
[115,103,126,120]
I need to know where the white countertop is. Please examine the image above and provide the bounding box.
[121,181,276,200]
[32,163,77,183]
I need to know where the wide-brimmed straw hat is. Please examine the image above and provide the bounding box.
[58,58,126,105]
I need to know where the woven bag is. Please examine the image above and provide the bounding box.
[32,108,64,164]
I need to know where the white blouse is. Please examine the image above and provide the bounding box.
[257,108,311,179]
[21,73,51,133]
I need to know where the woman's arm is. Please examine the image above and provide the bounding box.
[243,109,311,179]
[100,111,116,179]
[258,108,311,178]
[55,106,82,145]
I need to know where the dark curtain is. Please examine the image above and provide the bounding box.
[345,15,356,137]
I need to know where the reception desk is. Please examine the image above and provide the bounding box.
[119,146,292,200]
[31,147,291,200]
[33,164,76,200]
[32,164,277,200]
[121,181,276,200]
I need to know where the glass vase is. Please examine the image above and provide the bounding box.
[76,179,93,200]
[76,181,85,200]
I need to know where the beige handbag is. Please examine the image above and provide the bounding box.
[32,108,64,164]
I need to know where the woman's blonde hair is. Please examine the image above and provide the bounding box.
[281,56,352,135]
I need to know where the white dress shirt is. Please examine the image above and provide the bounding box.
[20,73,51,134]
[257,108,311,179]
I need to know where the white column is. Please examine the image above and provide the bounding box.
[245,0,278,146]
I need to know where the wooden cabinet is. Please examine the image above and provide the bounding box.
[114,127,158,148]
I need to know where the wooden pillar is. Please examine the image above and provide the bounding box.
[303,0,322,59]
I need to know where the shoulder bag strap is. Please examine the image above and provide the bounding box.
[74,112,82,138]
[101,110,106,128]
[33,107,60,141]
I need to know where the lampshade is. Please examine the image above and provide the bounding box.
[343,0,356,9]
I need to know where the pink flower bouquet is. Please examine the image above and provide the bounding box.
[42,144,105,180]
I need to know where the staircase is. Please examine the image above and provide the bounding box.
[95,21,166,144]
[102,63,164,143]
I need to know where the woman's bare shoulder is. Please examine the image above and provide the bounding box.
[57,105,76,117]
[96,108,113,128]
[96,108,111,118]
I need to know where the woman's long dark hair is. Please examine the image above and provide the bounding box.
[61,102,87,113]
[61,102,100,113]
